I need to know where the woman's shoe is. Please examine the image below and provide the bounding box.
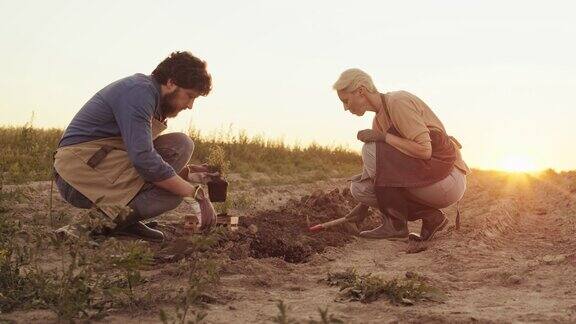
[359,213,408,240]
[408,211,448,241]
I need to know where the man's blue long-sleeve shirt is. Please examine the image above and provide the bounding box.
[59,74,176,182]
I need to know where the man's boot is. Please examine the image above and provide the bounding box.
[408,209,448,242]
[113,210,165,243]
[113,221,165,242]
[359,209,408,240]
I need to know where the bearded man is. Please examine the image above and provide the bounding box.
[54,51,217,242]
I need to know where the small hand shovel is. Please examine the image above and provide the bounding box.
[309,216,349,232]
[309,211,363,233]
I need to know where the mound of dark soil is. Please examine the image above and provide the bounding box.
[228,187,381,263]
[153,187,382,264]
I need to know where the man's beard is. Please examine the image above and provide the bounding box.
[160,91,180,118]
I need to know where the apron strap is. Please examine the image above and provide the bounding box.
[455,201,461,230]
[86,145,115,168]
[49,150,56,226]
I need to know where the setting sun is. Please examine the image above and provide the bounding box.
[499,155,540,173]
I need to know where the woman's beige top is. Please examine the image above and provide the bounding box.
[372,90,470,175]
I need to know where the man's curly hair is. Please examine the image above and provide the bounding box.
[152,51,212,96]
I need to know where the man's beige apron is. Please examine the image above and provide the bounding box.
[54,118,167,218]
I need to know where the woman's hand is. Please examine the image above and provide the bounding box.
[357,129,387,143]
[357,129,432,159]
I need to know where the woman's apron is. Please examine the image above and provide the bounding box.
[374,127,457,188]
[54,118,167,218]
[373,93,457,188]
[373,97,463,227]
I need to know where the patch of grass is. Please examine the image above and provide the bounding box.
[27,237,158,321]
[159,229,223,324]
[0,188,36,312]
[48,210,72,229]
[21,236,148,321]
[312,307,344,324]
[0,125,361,185]
[0,187,27,212]
[271,300,297,324]
[325,268,445,305]
[0,123,62,184]
[0,220,98,320]
[107,241,154,309]
[205,144,230,175]
[1,185,225,322]
[0,191,157,321]
[187,126,361,182]
[0,234,32,313]
[271,300,344,324]
[34,239,96,320]
[214,191,255,214]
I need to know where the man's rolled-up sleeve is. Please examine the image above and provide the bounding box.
[113,86,176,182]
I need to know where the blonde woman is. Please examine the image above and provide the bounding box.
[333,69,470,241]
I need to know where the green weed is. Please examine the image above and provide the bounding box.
[271,300,297,324]
[213,191,254,214]
[271,300,344,324]
[108,241,154,308]
[0,188,36,312]
[0,124,62,184]
[325,268,445,304]
[159,229,222,324]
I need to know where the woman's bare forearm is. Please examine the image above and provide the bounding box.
[383,133,432,159]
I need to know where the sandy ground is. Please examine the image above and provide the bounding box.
[2,171,576,323]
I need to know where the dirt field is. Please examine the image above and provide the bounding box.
[2,170,576,323]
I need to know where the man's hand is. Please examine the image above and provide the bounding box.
[357,129,386,143]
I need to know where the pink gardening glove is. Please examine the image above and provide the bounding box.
[193,187,217,230]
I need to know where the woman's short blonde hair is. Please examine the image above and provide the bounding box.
[332,68,377,93]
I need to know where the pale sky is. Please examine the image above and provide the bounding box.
[1,0,574,171]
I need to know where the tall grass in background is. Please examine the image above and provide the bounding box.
[0,124,63,184]
[187,126,361,179]
[0,125,361,184]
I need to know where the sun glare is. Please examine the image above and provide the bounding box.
[499,155,539,173]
